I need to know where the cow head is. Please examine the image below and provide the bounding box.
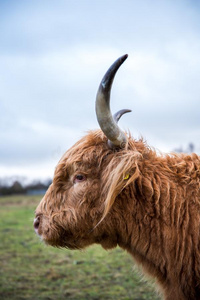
[34,55,140,250]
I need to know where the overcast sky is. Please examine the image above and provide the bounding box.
[0,0,200,181]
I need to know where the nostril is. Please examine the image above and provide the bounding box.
[34,216,40,230]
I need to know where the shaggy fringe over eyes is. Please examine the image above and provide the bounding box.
[100,150,141,223]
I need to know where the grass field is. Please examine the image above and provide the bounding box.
[0,195,160,300]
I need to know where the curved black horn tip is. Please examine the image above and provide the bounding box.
[100,54,128,92]
[121,54,128,62]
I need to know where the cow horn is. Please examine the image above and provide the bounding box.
[113,109,132,123]
[95,54,131,148]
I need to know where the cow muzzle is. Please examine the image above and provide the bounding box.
[33,215,41,234]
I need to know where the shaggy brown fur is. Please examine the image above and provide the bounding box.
[35,130,200,300]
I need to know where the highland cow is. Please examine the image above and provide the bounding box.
[34,55,200,300]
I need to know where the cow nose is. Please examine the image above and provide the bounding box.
[34,216,40,231]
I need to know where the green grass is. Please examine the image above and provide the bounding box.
[0,195,160,300]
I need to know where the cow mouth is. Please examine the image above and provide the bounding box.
[33,214,73,248]
[33,213,92,249]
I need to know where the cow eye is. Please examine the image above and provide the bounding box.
[74,174,86,183]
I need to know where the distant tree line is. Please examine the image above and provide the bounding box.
[0,179,52,196]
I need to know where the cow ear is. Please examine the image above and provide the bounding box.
[100,151,140,221]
